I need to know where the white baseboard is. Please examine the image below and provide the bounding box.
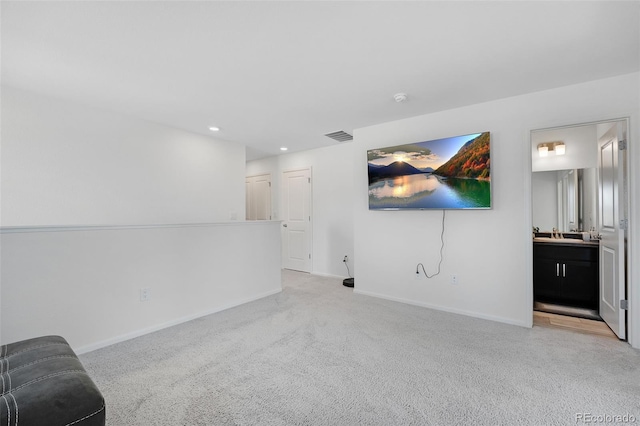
[353,288,529,329]
[75,287,282,354]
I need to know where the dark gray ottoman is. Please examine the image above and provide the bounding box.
[0,335,105,426]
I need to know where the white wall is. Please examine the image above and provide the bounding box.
[0,87,275,351]
[1,222,282,353]
[247,143,355,278]
[531,124,597,172]
[1,86,246,226]
[3,73,639,350]
[352,73,639,348]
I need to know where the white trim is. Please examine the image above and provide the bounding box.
[281,166,312,174]
[245,172,272,180]
[354,288,529,328]
[0,220,282,234]
[628,115,639,349]
[74,288,282,355]
[523,126,535,328]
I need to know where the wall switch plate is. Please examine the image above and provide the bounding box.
[450,275,458,285]
[140,288,151,302]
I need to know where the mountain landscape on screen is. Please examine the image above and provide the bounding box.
[368,161,424,182]
[367,132,491,210]
[433,132,490,179]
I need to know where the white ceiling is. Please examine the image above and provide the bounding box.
[2,1,639,160]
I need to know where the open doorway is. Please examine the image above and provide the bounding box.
[530,119,629,340]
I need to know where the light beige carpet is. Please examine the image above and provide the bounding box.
[81,270,640,425]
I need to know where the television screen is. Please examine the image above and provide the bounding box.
[367,132,491,210]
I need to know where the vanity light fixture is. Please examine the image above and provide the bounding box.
[537,141,565,157]
[209,126,220,132]
[280,147,288,151]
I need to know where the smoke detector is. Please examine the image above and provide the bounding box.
[393,93,408,103]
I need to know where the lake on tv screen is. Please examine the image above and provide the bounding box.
[368,174,490,209]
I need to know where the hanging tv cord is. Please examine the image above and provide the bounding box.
[343,255,354,288]
[416,209,445,278]
[343,255,352,278]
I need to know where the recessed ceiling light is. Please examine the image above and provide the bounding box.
[280,147,288,151]
[209,126,220,132]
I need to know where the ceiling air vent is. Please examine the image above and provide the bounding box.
[324,130,353,142]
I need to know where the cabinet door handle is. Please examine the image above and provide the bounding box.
[562,263,566,277]
[556,263,560,277]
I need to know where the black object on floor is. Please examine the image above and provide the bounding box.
[343,278,354,288]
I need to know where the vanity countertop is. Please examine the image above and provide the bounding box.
[533,237,600,247]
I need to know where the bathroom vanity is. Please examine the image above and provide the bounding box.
[533,235,599,316]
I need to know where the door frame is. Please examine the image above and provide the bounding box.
[597,122,628,338]
[281,167,313,272]
[527,117,631,340]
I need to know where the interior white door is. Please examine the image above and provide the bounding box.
[598,121,627,339]
[253,174,271,220]
[245,174,271,220]
[282,168,311,272]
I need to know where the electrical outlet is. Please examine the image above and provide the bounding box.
[450,274,458,285]
[343,255,348,263]
[140,288,151,302]
[415,270,422,280]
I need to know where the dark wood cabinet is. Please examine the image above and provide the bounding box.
[533,242,599,310]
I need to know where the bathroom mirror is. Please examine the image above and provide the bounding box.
[532,168,597,233]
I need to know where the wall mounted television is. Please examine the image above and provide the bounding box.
[367,131,491,210]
